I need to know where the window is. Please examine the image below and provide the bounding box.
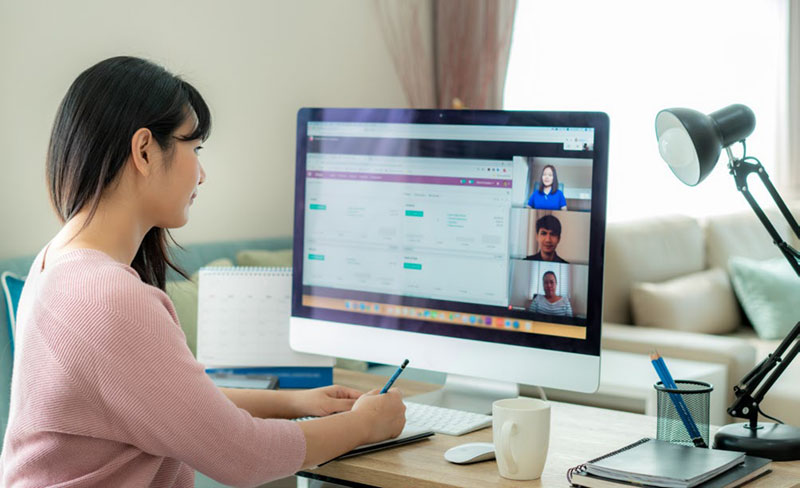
[504,0,788,221]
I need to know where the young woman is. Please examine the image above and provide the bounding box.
[0,56,405,487]
[528,271,573,316]
[527,164,568,210]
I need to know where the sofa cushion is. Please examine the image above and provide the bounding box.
[165,257,233,357]
[166,237,293,279]
[630,268,739,334]
[601,322,756,408]
[604,216,705,324]
[728,256,800,340]
[236,249,293,268]
[705,209,794,270]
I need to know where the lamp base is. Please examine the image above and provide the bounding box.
[714,422,800,461]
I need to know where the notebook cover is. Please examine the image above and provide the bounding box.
[572,454,771,488]
[586,438,744,487]
[323,425,435,463]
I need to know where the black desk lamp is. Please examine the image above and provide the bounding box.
[655,104,800,461]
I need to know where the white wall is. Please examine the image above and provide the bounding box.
[0,0,408,259]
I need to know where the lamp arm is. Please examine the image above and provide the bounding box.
[727,321,800,428]
[752,328,800,404]
[727,156,800,278]
[724,152,800,428]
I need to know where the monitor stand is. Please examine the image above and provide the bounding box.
[407,373,519,415]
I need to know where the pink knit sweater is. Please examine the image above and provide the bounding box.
[0,248,306,487]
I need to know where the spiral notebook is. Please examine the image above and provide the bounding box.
[566,438,748,488]
[570,455,771,488]
[197,267,333,387]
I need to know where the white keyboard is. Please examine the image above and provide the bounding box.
[404,401,492,436]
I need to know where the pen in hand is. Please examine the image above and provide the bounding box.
[380,359,409,394]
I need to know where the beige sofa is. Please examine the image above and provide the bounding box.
[600,206,800,425]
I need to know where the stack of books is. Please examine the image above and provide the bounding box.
[567,438,771,488]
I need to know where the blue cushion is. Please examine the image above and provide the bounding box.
[728,256,800,340]
[1,271,24,356]
[1,271,24,450]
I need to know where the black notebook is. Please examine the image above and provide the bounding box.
[567,438,748,488]
[333,425,434,461]
[570,455,771,488]
[293,416,434,466]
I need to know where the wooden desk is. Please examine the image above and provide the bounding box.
[297,369,800,488]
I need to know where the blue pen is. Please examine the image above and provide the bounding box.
[650,351,708,448]
[380,359,409,394]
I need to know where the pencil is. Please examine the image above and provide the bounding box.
[380,359,409,394]
[650,351,708,448]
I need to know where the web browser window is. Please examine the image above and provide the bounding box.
[298,118,599,344]
[304,153,512,306]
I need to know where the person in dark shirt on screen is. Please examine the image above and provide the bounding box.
[525,215,568,263]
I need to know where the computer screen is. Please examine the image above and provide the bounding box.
[291,109,608,401]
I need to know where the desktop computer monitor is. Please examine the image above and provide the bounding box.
[290,108,609,412]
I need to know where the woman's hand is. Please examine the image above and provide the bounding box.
[296,387,406,468]
[351,388,406,444]
[292,384,364,417]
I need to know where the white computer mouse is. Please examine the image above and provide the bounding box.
[444,442,496,464]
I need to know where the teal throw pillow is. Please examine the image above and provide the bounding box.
[1,271,25,355]
[728,257,800,340]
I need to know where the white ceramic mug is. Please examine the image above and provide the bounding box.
[492,397,551,480]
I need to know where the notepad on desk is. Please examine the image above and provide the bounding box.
[570,456,771,488]
[293,416,434,463]
[568,438,770,488]
[197,267,334,388]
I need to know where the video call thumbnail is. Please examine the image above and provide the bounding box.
[508,261,589,319]
[511,155,593,212]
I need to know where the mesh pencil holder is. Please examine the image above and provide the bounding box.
[654,380,712,447]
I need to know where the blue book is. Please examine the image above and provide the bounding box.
[205,366,332,389]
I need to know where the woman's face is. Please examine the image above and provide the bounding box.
[541,167,554,188]
[542,273,557,298]
[147,114,206,229]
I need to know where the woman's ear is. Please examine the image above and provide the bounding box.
[130,128,155,177]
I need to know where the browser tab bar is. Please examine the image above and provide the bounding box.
[307,121,594,145]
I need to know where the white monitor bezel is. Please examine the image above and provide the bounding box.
[290,108,608,394]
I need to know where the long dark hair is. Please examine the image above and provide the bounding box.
[538,164,559,194]
[46,56,211,290]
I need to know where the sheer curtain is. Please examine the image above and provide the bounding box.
[785,0,800,199]
[375,0,437,108]
[435,0,516,109]
[504,0,789,222]
[376,0,517,109]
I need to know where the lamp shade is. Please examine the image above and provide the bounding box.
[655,104,755,186]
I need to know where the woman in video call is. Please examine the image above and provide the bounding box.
[0,56,406,487]
[528,271,574,316]
[527,164,567,210]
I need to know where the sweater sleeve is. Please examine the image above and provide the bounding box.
[40,266,306,488]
